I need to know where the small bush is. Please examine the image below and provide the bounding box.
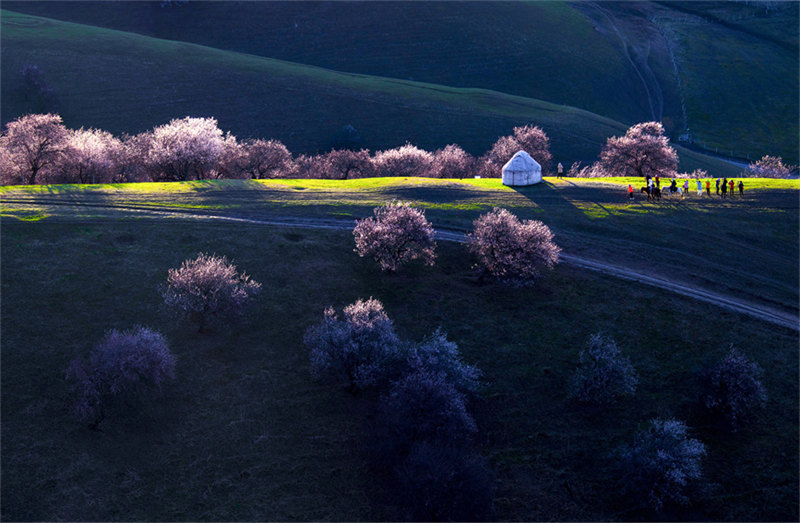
[66,326,176,429]
[370,369,477,467]
[304,298,402,393]
[353,201,436,272]
[161,253,261,333]
[467,207,560,286]
[618,418,706,511]
[394,441,493,522]
[568,333,638,405]
[701,346,767,430]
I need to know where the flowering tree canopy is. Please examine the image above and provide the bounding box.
[66,326,176,429]
[0,113,68,185]
[239,138,293,179]
[701,346,767,430]
[141,116,226,181]
[161,253,262,333]
[304,298,402,392]
[467,207,560,285]
[432,144,474,179]
[618,418,706,510]
[60,128,122,184]
[373,144,435,177]
[599,121,678,179]
[482,125,552,176]
[745,155,793,178]
[322,149,375,180]
[353,201,437,272]
[569,333,638,404]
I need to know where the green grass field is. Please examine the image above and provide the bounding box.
[2,177,797,520]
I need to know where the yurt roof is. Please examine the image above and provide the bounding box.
[502,150,540,172]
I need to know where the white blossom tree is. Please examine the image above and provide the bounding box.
[140,117,227,181]
[59,128,122,184]
[0,113,69,185]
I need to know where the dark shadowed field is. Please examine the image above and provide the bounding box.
[2,177,797,520]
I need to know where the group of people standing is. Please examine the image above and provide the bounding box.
[627,174,744,201]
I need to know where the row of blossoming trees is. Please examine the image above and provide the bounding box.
[0,113,551,185]
[2,113,794,186]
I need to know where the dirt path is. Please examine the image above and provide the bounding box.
[4,197,797,331]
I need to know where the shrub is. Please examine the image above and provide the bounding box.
[393,441,493,522]
[353,201,437,272]
[568,333,638,405]
[20,64,57,112]
[304,298,402,393]
[467,207,560,285]
[161,253,262,333]
[66,326,176,429]
[701,346,767,430]
[618,418,706,511]
[404,329,481,395]
[371,369,477,466]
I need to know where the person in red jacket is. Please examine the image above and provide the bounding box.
[627,184,634,201]
[705,179,711,196]
[729,179,735,196]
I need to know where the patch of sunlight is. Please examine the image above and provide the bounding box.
[1,211,48,222]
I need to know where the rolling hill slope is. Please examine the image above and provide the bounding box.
[3,0,797,163]
[0,9,739,177]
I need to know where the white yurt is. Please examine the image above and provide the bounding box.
[501,150,542,186]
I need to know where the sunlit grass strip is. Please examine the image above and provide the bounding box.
[575,177,800,190]
[0,212,48,222]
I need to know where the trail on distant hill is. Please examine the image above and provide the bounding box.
[3,197,796,331]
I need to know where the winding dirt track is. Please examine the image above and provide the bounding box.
[3,198,798,331]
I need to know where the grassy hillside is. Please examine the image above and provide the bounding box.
[651,2,799,163]
[2,179,797,520]
[3,177,798,314]
[4,1,797,163]
[1,1,661,126]
[0,9,741,178]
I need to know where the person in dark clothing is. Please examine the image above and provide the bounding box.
[738,180,744,196]
[721,179,727,198]
[715,178,720,194]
